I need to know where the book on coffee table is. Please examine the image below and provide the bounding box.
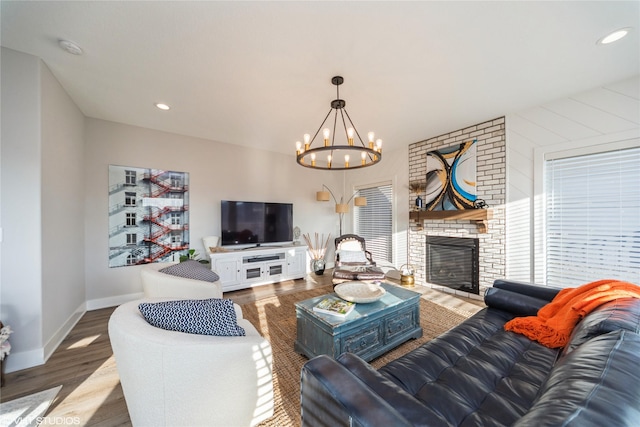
[313,296,355,317]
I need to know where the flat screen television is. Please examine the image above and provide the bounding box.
[221,200,293,246]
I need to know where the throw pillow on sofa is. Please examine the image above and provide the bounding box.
[138,298,245,336]
[159,259,220,282]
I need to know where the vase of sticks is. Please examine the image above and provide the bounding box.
[303,232,331,276]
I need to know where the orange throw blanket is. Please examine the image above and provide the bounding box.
[504,279,640,348]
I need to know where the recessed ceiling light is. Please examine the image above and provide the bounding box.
[597,27,632,45]
[58,39,83,55]
[155,103,171,111]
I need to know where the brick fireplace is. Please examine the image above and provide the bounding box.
[408,117,506,300]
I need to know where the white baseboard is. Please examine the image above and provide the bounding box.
[85,292,143,311]
[5,302,87,373]
[43,301,86,363]
[4,347,44,373]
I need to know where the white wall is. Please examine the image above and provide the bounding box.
[1,48,43,371]
[0,47,85,372]
[83,119,343,308]
[506,75,640,284]
[40,60,86,357]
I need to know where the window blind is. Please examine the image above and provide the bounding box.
[545,146,640,288]
[354,183,393,263]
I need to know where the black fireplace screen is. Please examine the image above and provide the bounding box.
[425,236,479,294]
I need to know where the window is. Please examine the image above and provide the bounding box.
[126,213,136,227]
[545,145,640,287]
[354,183,393,264]
[170,173,183,188]
[125,192,136,206]
[171,232,182,244]
[125,170,136,185]
[170,212,181,225]
[126,233,137,245]
[126,254,137,265]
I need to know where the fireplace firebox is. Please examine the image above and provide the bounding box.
[425,236,479,294]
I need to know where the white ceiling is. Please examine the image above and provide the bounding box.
[2,1,639,156]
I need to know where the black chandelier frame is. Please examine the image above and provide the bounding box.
[295,76,382,171]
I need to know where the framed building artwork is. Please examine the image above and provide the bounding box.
[424,139,477,210]
[108,165,190,267]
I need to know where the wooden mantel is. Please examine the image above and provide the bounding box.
[409,209,493,233]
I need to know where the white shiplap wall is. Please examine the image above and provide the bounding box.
[506,76,640,284]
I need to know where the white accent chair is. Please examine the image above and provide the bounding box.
[140,262,223,299]
[109,298,274,427]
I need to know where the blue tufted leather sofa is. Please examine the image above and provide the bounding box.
[300,279,640,426]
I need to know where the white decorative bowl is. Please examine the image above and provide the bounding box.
[334,281,386,303]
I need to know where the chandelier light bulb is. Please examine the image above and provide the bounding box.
[323,128,331,146]
[304,133,311,144]
[327,154,332,168]
[376,139,383,151]
[344,154,350,168]
[368,131,375,149]
[310,152,316,166]
[296,141,302,155]
[347,127,355,145]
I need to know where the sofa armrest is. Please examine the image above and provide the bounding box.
[484,287,551,316]
[301,355,412,427]
[493,279,561,302]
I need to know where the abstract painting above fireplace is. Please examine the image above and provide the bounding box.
[425,236,479,294]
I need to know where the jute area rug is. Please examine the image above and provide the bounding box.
[240,284,477,427]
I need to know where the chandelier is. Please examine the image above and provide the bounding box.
[295,76,382,170]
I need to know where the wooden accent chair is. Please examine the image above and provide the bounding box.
[332,234,386,285]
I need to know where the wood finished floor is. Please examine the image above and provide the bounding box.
[0,271,482,426]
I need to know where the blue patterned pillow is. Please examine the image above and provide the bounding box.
[138,298,246,336]
[159,260,220,282]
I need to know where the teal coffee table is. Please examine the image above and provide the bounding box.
[294,283,422,362]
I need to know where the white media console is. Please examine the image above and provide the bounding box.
[209,244,309,292]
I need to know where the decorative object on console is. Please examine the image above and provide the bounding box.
[178,248,209,264]
[425,139,477,210]
[202,235,220,255]
[303,232,331,275]
[316,184,366,236]
[295,76,382,170]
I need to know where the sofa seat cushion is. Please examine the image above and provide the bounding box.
[515,329,640,427]
[377,307,560,427]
